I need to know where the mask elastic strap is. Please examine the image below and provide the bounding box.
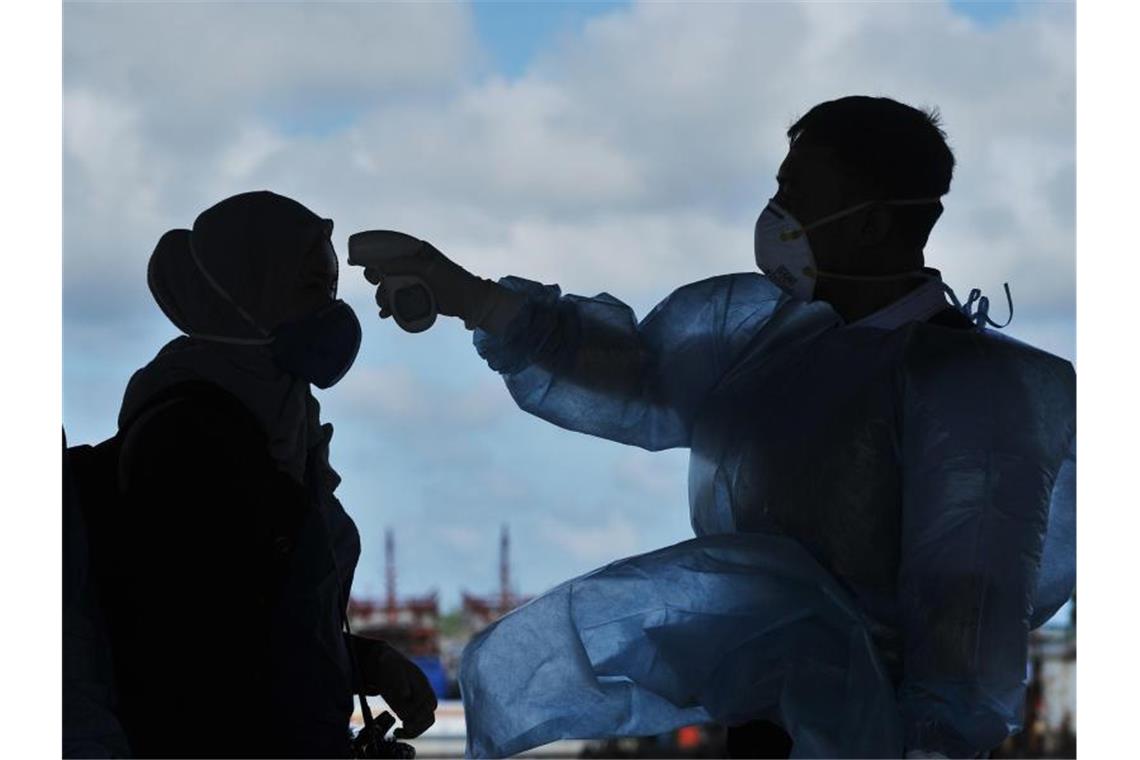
[784,196,944,241]
[790,200,875,238]
[882,197,945,207]
[185,236,275,344]
[943,282,1014,329]
[806,267,939,284]
[186,331,274,346]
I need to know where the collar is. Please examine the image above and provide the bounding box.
[845,268,950,331]
[119,336,315,482]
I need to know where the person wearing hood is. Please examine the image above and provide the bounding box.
[108,191,435,757]
[353,97,1075,759]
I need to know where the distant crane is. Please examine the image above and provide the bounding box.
[386,527,396,624]
[460,523,530,631]
[499,524,511,610]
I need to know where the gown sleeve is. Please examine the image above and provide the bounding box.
[895,327,1076,757]
[473,272,785,451]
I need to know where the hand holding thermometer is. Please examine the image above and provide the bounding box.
[347,230,438,333]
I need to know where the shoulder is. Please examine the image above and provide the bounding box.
[899,323,1075,458]
[901,322,1074,389]
[648,273,787,329]
[669,272,785,307]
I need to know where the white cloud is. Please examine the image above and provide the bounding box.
[613,448,687,501]
[63,2,479,115]
[63,1,1077,598]
[64,1,1075,329]
[214,124,291,186]
[62,1,480,322]
[540,513,640,565]
[332,363,514,431]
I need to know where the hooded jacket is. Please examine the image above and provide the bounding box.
[109,192,361,758]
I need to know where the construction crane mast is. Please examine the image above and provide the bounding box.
[499,524,511,611]
[385,527,396,623]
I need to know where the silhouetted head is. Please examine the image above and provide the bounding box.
[148,190,338,341]
[773,95,955,279]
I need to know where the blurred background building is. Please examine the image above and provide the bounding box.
[992,596,1077,759]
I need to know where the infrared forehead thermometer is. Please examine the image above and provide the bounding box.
[347,230,438,333]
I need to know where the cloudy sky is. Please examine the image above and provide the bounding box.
[62,0,1075,609]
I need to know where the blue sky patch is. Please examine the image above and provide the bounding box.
[265,103,366,139]
[948,0,1025,26]
[472,0,628,78]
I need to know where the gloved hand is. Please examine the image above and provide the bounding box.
[362,239,498,329]
[352,636,438,739]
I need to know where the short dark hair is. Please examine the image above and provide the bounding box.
[788,95,955,249]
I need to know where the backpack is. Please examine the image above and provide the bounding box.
[64,381,395,757]
[62,381,265,758]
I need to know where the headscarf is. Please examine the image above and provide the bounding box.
[119,191,330,482]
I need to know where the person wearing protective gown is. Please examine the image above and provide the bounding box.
[83,191,436,757]
[355,96,1075,759]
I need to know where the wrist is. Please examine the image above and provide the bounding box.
[465,279,527,334]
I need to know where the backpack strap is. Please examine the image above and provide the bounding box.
[69,381,274,611]
[117,380,269,493]
[119,380,267,451]
[66,382,232,532]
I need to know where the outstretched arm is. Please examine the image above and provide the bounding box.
[351,232,784,451]
[472,274,781,450]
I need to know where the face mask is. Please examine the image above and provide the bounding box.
[184,234,361,387]
[271,299,362,389]
[753,197,941,301]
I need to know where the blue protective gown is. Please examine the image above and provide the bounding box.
[460,273,1075,758]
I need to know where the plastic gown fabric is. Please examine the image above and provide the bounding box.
[462,273,1075,759]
